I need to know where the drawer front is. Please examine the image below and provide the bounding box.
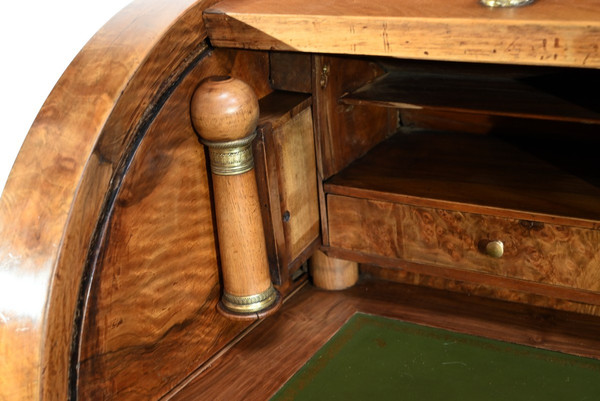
[328,194,600,292]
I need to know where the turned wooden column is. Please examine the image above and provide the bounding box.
[191,76,281,318]
[310,250,359,290]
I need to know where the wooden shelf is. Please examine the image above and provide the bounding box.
[204,0,600,68]
[258,90,311,129]
[339,62,600,124]
[325,130,600,228]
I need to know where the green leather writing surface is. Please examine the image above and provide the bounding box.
[272,313,600,400]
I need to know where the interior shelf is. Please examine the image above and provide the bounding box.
[339,63,600,124]
[324,130,600,228]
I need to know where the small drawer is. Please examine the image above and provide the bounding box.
[328,194,600,292]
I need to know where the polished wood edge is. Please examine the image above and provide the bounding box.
[254,125,287,285]
[71,41,215,398]
[324,246,600,307]
[203,2,600,68]
[163,281,308,400]
[361,264,600,317]
[311,56,331,247]
[0,1,219,399]
[324,182,600,230]
[160,319,264,400]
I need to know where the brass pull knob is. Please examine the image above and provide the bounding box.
[485,240,504,258]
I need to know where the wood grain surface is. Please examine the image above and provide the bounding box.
[212,171,274,297]
[269,52,312,93]
[170,279,600,400]
[309,249,358,291]
[328,195,600,296]
[191,76,260,142]
[257,91,312,129]
[312,55,397,246]
[361,264,600,317]
[0,1,223,400]
[274,108,320,264]
[190,74,278,313]
[313,55,396,180]
[398,109,600,139]
[325,131,600,228]
[340,63,600,124]
[75,48,271,399]
[204,0,600,68]
[254,91,314,288]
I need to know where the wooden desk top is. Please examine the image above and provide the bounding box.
[205,0,600,67]
[169,279,600,400]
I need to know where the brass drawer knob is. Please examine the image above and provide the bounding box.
[485,240,504,258]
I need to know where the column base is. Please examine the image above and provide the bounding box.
[217,285,282,320]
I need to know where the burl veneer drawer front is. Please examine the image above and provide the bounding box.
[328,194,600,292]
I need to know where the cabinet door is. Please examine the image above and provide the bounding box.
[254,92,320,290]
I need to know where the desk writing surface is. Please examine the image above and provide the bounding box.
[204,0,600,67]
[272,313,600,401]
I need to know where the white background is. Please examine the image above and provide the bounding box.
[0,0,133,194]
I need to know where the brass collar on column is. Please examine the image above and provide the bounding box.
[202,132,256,176]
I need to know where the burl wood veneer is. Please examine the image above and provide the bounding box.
[76,48,274,399]
[2,0,600,399]
[325,129,600,312]
[0,1,227,399]
[328,195,600,300]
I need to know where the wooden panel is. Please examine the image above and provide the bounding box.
[255,92,319,287]
[399,109,600,137]
[325,131,600,228]
[204,0,600,68]
[400,109,495,135]
[313,55,396,180]
[401,206,600,292]
[254,126,287,284]
[327,245,600,307]
[340,63,600,124]
[255,91,312,285]
[328,194,600,301]
[269,52,312,93]
[0,1,221,400]
[275,108,320,262]
[76,49,270,400]
[170,279,600,400]
[361,264,600,317]
[257,91,312,128]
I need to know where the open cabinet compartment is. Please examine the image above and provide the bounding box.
[322,58,600,310]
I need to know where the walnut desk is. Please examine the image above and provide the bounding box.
[1,0,599,399]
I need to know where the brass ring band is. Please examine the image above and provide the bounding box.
[202,132,256,176]
[221,284,279,314]
[480,0,534,7]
